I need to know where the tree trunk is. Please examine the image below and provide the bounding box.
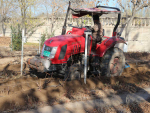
[50,6,55,36]
[51,13,54,35]
[2,18,6,37]
[1,0,6,37]
[125,16,134,41]
[124,15,134,52]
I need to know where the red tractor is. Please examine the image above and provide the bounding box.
[27,2,126,82]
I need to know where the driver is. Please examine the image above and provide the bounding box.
[91,15,103,52]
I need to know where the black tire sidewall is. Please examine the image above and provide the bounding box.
[100,47,125,77]
[65,64,82,81]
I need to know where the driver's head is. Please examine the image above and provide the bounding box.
[93,15,99,23]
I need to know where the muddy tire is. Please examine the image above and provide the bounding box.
[100,47,125,77]
[29,68,38,78]
[65,64,83,81]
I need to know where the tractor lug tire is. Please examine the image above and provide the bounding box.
[100,47,125,77]
[64,64,83,81]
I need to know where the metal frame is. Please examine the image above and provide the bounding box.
[62,3,121,36]
[61,1,71,35]
[96,5,121,36]
[84,31,92,84]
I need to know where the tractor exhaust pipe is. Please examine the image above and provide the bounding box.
[84,31,91,84]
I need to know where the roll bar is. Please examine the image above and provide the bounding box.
[61,1,71,35]
[96,5,121,36]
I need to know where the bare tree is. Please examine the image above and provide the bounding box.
[65,0,84,8]
[144,6,150,17]
[117,0,150,41]
[42,0,66,36]
[16,0,34,34]
[0,0,15,36]
[10,0,44,37]
[65,0,98,8]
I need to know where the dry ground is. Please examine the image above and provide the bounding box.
[87,100,150,113]
[0,61,149,112]
[0,37,11,47]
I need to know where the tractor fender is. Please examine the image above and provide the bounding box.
[96,36,126,57]
[96,37,116,57]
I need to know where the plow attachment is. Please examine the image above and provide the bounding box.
[27,56,51,72]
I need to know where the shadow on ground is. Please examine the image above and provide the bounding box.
[0,62,150,112]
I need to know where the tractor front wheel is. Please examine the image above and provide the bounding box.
[100,47,125,77]
[64,64,83,81]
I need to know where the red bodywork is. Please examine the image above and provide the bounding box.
[41,27,125,64]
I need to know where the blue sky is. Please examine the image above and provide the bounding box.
[98,0,118,7]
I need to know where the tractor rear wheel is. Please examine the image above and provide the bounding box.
[100,47,125,77]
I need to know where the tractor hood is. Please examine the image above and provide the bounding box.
[42,33,86,64]
[44,34,83,47]
[45,27,86,46]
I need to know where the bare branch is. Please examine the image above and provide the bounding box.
[131,0,136,5]
[136,1,150,12]
[117,1,127,13]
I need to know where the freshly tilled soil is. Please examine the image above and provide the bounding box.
[0,61,149,112]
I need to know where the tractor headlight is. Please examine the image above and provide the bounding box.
[49,47,58,59]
